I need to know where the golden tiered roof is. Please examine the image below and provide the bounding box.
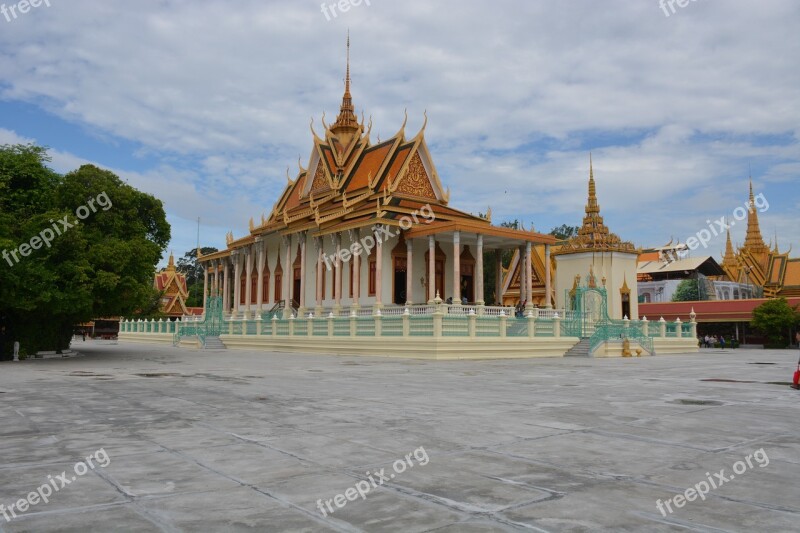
[554,155,636,256]
[197,36,556,267]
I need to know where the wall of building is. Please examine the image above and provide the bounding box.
[555,251,640,320]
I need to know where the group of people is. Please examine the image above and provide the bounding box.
[515,300,528,318]
[701,334,727,348]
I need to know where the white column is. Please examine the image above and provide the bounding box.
[495,250,503,305]
[244,247,253,319]
[284,235,292,315]
[476,234,484,305]
[453,230,461,303]
[211,260,218,296]
[545,244,552,309]
[232,252,241,317]
[256,241,265,312]
[299,232,307,311]
[334,233,342,308]
[428,235,436,302]
[222,258,230,312]
[351,229,361,307]
[525,241,533,310]
[315,237,323,309]
[375,226,383,307]
[202,262,209,312]
[406,237,413,305]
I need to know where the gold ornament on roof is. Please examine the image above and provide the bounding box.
[554,154,635,256]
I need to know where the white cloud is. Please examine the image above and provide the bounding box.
[0,0,797,260]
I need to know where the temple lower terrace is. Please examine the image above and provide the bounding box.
[0,342,796,531]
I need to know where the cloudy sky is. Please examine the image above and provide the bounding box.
[1,0,798,266]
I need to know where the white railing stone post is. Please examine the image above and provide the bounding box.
[374,309,382,337]
[402,308,410,337]
[327,312,334,338]
[527,311,537,338]
[499,311,507,338]
[468,310,476,338]
[256,314,262,336]
[675,318,682,338]
[350,311,357,337]
[272,315,278,336]
[659,317,667,338]
[553,313,561,338]
[642,316,649,337]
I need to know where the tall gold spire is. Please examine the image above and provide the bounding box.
[331,32,359,135]
[722,222,738,273]
[554,154,635,256]
[586,152,600,216]
[744,179,768,253]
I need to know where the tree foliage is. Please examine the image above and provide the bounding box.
[0,144,170,355]
[549,224,580,240]
[177,247,218,307]
[671,279,700,302]
[751,297,799,348]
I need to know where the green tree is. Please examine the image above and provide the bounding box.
[672,279,700,302]
[0,144,170,356]
[177,247,218,307]
[751,297,800,348]
[549,224,580,240]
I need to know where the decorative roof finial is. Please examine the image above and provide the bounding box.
[331,31,359,134]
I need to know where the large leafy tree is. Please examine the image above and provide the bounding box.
[0,144,170,356]
[751,297,799,348]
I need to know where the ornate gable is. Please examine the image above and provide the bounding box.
[395,151,437,199]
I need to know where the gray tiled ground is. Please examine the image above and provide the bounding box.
[0,342,798,532]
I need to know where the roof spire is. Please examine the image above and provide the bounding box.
[345,30,351,96]
[722,220,737,273]
[586,152,599,215]
[744,177,768,254]
[553,153,635,256]
[331,31,359,135]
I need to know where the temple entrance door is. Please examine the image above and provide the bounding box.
[580,287,608,338]
[621,294,630,320]
[392,240,408,305]
[292,246,302,309]
[460,275,474,303]
[460,245,476,303]
[293,276,301,308]
[394,270,407,304]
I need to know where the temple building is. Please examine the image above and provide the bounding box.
[720,182,800,298]
[502,156,639,319]
[197,40,557,318]
[122,40,700,358]
[153,253,201,318]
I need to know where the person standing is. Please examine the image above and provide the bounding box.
[720,335,726,350]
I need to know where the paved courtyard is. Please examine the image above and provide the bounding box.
[0,342,798,532]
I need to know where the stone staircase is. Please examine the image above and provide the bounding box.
[564,338,592,357]
[203,336,227,350]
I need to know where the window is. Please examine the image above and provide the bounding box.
[262,270,270,302]
[239,274,246,304]
[274,273,282,303]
